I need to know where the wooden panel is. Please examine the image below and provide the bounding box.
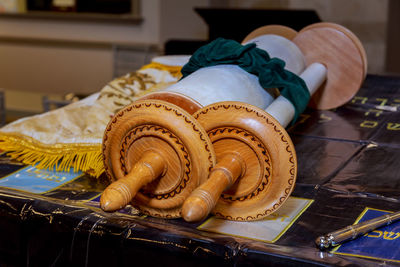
[0,41,113,95]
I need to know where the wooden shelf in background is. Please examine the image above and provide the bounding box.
[0,10,142,24]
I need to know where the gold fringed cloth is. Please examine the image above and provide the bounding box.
[0,58,186,177]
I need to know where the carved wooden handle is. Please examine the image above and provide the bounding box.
[181,153,245,222]
[100,150,166,211]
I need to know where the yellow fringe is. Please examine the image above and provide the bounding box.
[0,133,104,178]
[0,63,184,178]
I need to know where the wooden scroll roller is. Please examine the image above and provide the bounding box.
[100,51,277,217]
[181,22,367,222]
[100,55,217,218]
[100,23,367,221]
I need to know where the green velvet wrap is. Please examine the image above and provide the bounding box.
[181,38,310,125]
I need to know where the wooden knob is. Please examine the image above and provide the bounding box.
[184,101,297,221]
[101,150,166,211]
[102,99,216,218]
[182,152,245,222]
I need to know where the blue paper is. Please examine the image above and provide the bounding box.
[0,165,82,194]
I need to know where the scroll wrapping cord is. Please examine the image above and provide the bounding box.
[181,37,310,124]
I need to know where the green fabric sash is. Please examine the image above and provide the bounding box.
[181,38,310,124]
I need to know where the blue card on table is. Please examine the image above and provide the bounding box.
[0,164,82,194]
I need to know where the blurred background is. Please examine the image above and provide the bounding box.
[0,0,395,122]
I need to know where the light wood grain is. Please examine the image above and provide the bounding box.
[182,102,297,221]
[101,150,166,211]
[242,24,298,43]
[101,22,366,221]
[293,23,365,110]
[182,152,245,222]
[300,22,368,78]
[101,99,216,218]
[243,22,366,110]
[138,91,202,115]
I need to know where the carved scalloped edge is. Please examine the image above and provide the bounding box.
[195,103,296,221]
[103,101,215,183]
[140,209,180,219]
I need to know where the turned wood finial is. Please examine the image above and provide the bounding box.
[182,152,245,222]
[101,150,166,211]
